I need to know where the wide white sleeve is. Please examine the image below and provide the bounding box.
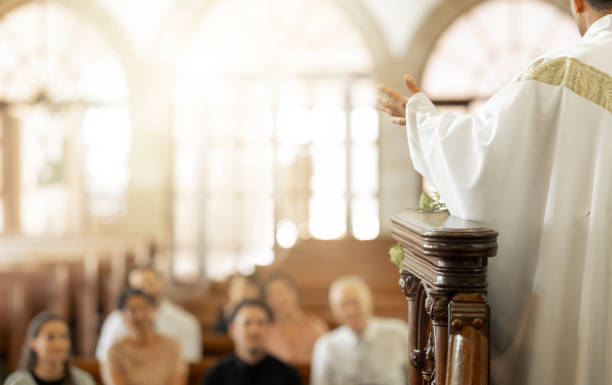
[95,311,127,361]
[405,80,560,219]
[310,336,333,385]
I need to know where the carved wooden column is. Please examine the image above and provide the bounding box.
[392,210,497,385]
[399,271,421,385]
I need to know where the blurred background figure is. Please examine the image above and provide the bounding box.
[204,299,302,385]
[263,274,328,365]
[3,311,95,385]
[96,266,202,362]
[101,288,186,385]
[212,275,261,334]
[310,276,409,385]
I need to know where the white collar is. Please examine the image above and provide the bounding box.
[583,14,612,39]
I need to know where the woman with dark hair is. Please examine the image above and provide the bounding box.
[264,274,328,365]
[3,311,95,385]
[100,288,186,385]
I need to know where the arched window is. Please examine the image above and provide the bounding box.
[0,0,131,234]
[173,0,378,281]
[419,0,580,196]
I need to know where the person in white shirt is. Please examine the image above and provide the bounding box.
[310,276,409,385]
[377,1,612,384]
[96,266,202,362]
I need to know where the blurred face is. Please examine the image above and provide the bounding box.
[331,285,372,334]
[123,295,155,334]
[229,306,270,358]
[30,320,71,365]
[228,277,260,305]
[128,269,164,299]
[265,279,299,316]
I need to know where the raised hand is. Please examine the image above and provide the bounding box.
[377,75,421,126]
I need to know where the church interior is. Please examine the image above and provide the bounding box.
[0,0,582,383]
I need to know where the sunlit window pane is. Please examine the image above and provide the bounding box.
[83,107,131,216]
[174,147,199,196]
[208,109,240,143]
[309,195,346,240]
[205,148,238,194]
[313,81,344,107]
[241,146,274,194]
[277,107,311,145]
[204,198,238,245]
[172,248,201,284]
[351,145,378,195]
[241,110,274,143]
[173,200,199,245]
[173,113,204,145]
[351,107,378,143]
[311,107,345,144]
[241,198,274,247]
[19,106,70,233]
[311,145,346,194]
[352,198,379,240]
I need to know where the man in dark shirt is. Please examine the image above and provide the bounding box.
[203,299,303,385]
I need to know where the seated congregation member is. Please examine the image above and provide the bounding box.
[96,265,201,362]
[204,299,302,385]
[311,276,409,385]
[264,274,328,364]
[101,288,186,385]
[212,274,261,333]
[4,311,95,385]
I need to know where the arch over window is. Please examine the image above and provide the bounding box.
[0,0,131,234]
[173,0,379,281]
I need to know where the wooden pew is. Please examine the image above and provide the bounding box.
[0,281,30,371]
[391,210,497,385]
[202,333,234,357]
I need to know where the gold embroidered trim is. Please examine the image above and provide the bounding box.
[515,56,612,114]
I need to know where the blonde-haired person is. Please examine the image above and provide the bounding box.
[4,311,95,385]
[310,276,409,385]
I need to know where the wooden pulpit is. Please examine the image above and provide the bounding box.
[391,209,498,385]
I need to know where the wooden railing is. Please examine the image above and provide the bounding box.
[391,209,498,385]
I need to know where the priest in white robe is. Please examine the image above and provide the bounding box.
[378,1,612,384]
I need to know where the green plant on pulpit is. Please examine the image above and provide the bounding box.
[389,243,404,269]
[419,192,447,212]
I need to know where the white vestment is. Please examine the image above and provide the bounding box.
[405,15,612,385]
